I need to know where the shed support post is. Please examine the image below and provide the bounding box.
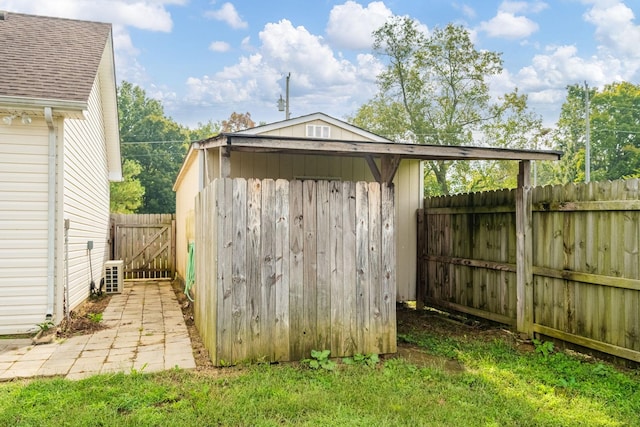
[516,160,533,337]
[220,146,231,178]
[381,156,401,186]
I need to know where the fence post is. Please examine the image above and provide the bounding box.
[516,161,533,337]
[416,209,425,309]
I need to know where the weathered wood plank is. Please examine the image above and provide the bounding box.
[288,180,304,360]
[368,182,382,354]
[231,178,248,362]
[246,179,263,361]
[342,181,358,355]
[316,180,331,351]
[261,179,277,360]
[355,181,370,354]
[302,180,317,357]
[218,178,234,364]
[329,181,345,356]
[516,161,533,336]
[274,179,290,361]
[381,183,397,353]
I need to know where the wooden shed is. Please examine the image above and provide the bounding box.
[173,113,561,365]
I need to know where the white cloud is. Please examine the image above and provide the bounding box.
[583,0,640,60]
[325,1,393,50]
[456,4,477,20]
[185,18,382,121]
[205,2,248,29]
[0,0,185,31]
[478,1,547,39]
[209,41,231,52]
[500,1,548,14]
[479,11,539,39]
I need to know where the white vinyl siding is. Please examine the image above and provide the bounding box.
[63,75,111,314]
[0,120,50,334]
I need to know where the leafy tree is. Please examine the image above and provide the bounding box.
[221,111,255,132]
[110,159,145,213]
[189,120,221,141]
[548,84,591,184]
[549,82,640,183]
[353,18,518,195]
[117,81,189,213]
[449,90,547,193]
[590,82,640,180]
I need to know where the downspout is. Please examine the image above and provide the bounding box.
[44,107,56,320]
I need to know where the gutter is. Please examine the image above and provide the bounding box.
[44,107,55,320]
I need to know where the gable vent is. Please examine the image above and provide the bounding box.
[0,11,7,21]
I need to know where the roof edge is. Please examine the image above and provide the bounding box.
[0,95,87,115]
[234,112,392,142]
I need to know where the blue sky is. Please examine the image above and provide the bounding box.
[2,0,639,129]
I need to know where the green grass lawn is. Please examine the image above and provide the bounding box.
[1,309,638,427]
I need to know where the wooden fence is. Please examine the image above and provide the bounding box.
[111,214,176,279]
[195,178,396,365]
[418,179,640,363]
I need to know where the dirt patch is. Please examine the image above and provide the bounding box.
[170,281,216,372]
[56,293,112,338]
[397,305,517,344]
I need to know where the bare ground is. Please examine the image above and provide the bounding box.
[56,293,112,338]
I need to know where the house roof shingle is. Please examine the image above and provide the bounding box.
[0,11,111,103]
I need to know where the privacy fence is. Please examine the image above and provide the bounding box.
[110,213,175,279]
[195,178,396,365]
[418,179,640,363]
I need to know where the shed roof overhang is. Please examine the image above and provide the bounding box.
[196,133,562,162]
[193,133,562,186]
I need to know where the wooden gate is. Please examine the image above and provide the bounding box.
[111,214,176,279]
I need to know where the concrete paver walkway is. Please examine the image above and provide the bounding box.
[0,280,195,381]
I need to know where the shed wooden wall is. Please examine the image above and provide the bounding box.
[195,178,397,365]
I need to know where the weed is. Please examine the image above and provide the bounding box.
[36,321,55,332]
[87,313,103,323]
[301,349,336,371]
[533,338,554,357]
[342,353,380,367]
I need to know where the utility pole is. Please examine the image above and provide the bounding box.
[585,81,591,183]
[285,72,290,120]
[277,72,291,120]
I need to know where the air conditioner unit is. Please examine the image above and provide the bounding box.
[104,260,124,293]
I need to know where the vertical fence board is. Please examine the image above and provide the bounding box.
[302,180,318,357]
[343,182,358,355]
[355,182,371,353]
[218,178,233,364]
[231,179,248,362]
[289,180,304,360]
[274,179,290,361]
[316,181,331,351]
[368,182,382,353]
[381,184,397,353]
[261,179,277,360]
[330,181,345,356]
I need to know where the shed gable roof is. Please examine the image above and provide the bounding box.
[0,12,111,104]
[235,112,392,142]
